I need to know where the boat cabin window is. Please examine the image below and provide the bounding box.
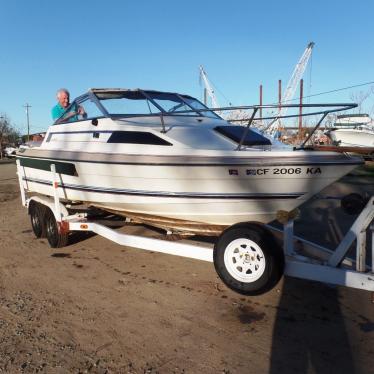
[94,90,219,118]
[97,91,160,115]
[144,92,199,116]
[107,131,172,146]
[181,96,220,119]
[54,97,104,124]
[214,126,272,146]
[77,98,104,120]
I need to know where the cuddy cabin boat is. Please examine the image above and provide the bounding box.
[16,89,362,234]
[326,113,374,147]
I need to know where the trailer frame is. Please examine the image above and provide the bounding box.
[17,160,374,294]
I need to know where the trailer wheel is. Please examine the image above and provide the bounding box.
[45,209,68,248]
[214,223,284,295]
[29,201,47,238]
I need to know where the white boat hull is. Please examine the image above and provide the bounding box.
[16,92,363,234]
[328,128,374,147]
[18,152,360,232]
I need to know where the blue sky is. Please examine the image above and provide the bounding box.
[1,0,374,134]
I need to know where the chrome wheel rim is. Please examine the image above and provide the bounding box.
[224,238,266,283]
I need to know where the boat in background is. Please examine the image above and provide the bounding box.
[16,89,362,234]
[3,146,17,158]
[326,114,374,147]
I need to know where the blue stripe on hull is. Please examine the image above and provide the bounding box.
[23,177,304,200]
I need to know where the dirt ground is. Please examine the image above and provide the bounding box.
[0,161,373,374]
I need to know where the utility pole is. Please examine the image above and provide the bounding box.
[299,79,304,141]
[23,103,31,142]
[0,116,3,160]
[204,88,208,106]
[278,80,282,130]
[259,84,263,123]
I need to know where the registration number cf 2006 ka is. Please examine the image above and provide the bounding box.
[228,167,322,176]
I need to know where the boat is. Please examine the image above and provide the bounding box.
[326,113,374,147]
[16,89,363,235]
[3,145,17,158]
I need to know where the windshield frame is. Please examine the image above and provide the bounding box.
[53,89,224,125]
[91,89,221,119]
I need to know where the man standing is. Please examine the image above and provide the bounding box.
[51,88,85,123]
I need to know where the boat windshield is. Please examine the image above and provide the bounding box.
[94,90,220,119]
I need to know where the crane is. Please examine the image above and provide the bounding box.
[199,42,314,130]
[267,42,315,135]
[282,42,314,110]
[199,65,241,119]
[199,65,220,110]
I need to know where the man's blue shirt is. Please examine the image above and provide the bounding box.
[51,103,78,122]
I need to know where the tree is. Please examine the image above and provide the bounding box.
[349,87,374,114]
[0,114,21,159]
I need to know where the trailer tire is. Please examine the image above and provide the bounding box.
[214,223,284,295]
[29,201,47,238]
[45,209,68,248]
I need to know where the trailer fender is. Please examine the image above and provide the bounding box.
[27,196,69,222]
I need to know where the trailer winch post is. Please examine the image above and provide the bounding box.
[327,197,374,268]
[50,164,62,222]
[280,197,374,292]
[16,159,26,207]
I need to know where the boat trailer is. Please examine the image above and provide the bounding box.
[17,161,374,296]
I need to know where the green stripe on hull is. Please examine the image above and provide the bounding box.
[18,157,78,176]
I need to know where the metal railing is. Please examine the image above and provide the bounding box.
[157,102,357,150]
